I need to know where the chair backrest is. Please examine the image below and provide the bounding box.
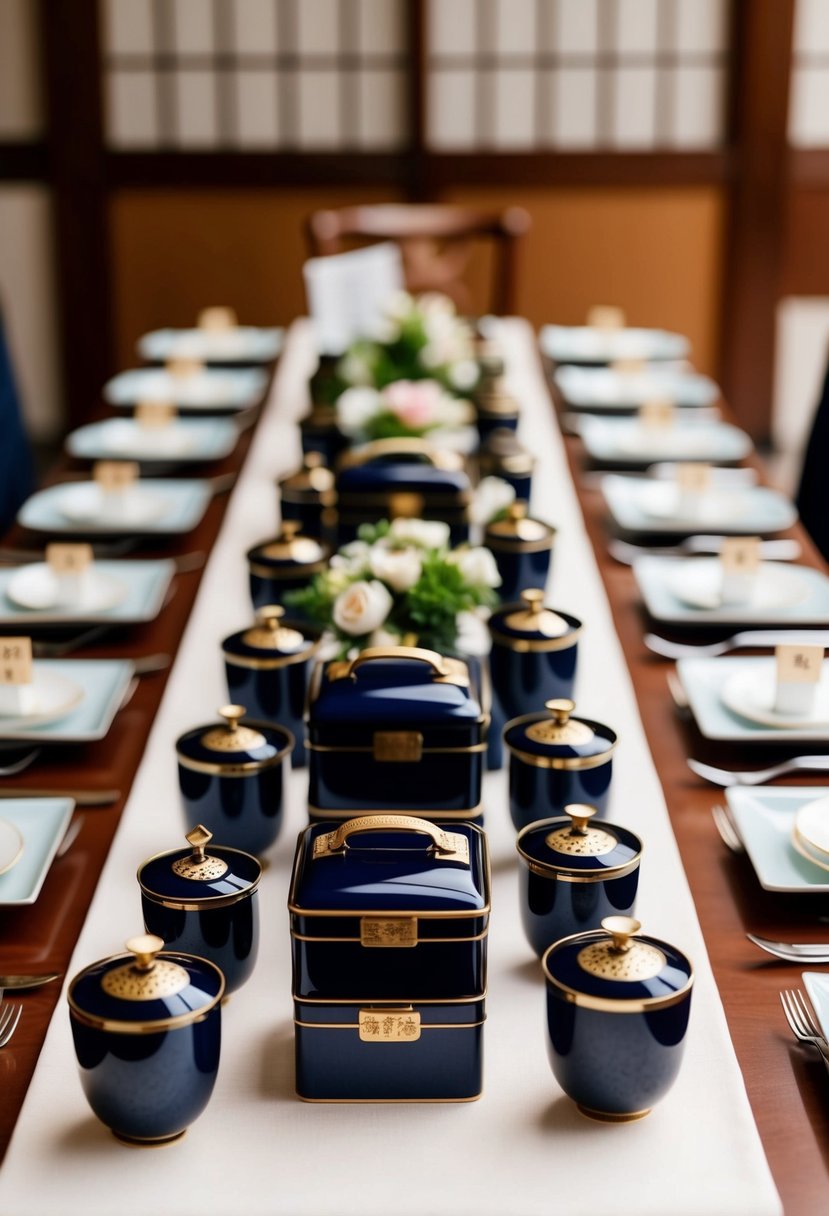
[305,204,531,316]
[0,304,35,533]
[796,353,829,561]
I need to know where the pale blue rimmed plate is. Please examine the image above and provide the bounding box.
[726,786,829,893]
[137,326,283,364]
[0,559,175,626]
[0,798,74,905]
[104,366,267,412]
[602,473,798,536]
[66,417,239,464]
[803,973,829,1032]
[540,325,690,365]
[578,417,751,465]
[634,557,829,627]
[553,364,719,410]
[0,658,133,742]
[18,479,212,536]
[677,656,829,742]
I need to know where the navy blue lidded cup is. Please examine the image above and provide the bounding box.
[246,520,330,614]
[222,605,322,769]
[488,588,582,727]
[138,824,262,996]
[504,697,616,832]
[478,427,534,503]
[175,705,293,857]
[484,504,556,604]
[475,353,520,441]
[278,451,338,547]
[67,933,224,1146]
[542,916,693,1123]
[516,805,641,958]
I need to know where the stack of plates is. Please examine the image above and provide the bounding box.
[553,364,719,411]
[602,474,798,536]
[104,367,267,413]
[792,795,829,872]
[540,325,690,365]
[66,417,239,464]
[678,656,829,742]
[137,326,283,364]
[578,417,751,465]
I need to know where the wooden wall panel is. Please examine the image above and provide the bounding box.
[111,184,725,376]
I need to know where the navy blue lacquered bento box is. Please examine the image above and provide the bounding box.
[289,815,490,1000]
[334,439,472,547]
[307,646,488,821]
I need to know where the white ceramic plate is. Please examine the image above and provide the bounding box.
[104,366,267,411]
[678,657,829,742]
[553,364,719,410]
[137,326,283,364]
[0,817,23,876]
[725,787,829,892]
[540,325,690,365]
[580,418,752,464]
[667,559,811,613]
[793,795,829,865]
[57,484,170,527]
[720,666,829,729]
[0,798,74,905]
[0,669,84,729]
[19,479,212,537]
[66,416,239,464]
[6,564,128,612]
[602,474,798,536]
[803,973,829,1035]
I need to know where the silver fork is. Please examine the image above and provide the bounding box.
[749,935,829,964]
[0,999,22,1048]
[711,803,744,853]
[608,536,801,566]
[687,755,829,786]
[644,629,829,660]
[666,669,691,717]
[780,989,829,1075]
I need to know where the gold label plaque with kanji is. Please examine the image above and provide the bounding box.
[358,1009,421,1042]
[361,917,418,948]
[373,731,423,762]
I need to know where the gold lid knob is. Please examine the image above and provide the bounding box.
[219,704,246,733]
[172,823,229,881]
[125,934,164,972]
[201,705,266,752]
[185,824,213,861]
[507,502,528,522]
[564,803,597,835]
[256,605,285,631]
[279,519,301,540]
[304,450,324,469]
[603,916,641,953]
[546,698,575,725]
[521,588,545,616]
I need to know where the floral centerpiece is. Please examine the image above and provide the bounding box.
[336,379,477,453]
[287,518,500,659]
[317,292,480,406]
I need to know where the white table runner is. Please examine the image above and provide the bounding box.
[0,320,781,1215]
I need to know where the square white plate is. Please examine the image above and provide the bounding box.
[803,972,829,1033]
[553,364,719,411]
[104,366,267,412]
[0,798,75,906]
[602,473,798,536]
[634,557,829,627]
[137,326,283,364]
[66,417,239,464]
[540,325,690,365]
[678,656,829,742]
[578,417,752,466]
[0,658,133,742]
[18,479,212,536]
[726,786,829,892]
[0,559,175,626]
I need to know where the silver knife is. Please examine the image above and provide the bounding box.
[0,973,62,990]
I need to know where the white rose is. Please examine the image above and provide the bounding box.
[418,292,456,319]
[448,359,479,391]
[338,352,374,388]
[389,518,450,550]
[385,290,414,322]
[369,543,423,592]
[332,580,393,637]
[429,425,479,457]
[330,540,371,575]
[469,475,516,525]
[455,609,492,656]
[336,386,381,436]
[450,545,502,589]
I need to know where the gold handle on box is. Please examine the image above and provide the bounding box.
[346,646,449,680]
[312,814,469,864]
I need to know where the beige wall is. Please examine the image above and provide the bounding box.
[111,184,725,377]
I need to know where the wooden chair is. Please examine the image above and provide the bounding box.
[305,204,531,315]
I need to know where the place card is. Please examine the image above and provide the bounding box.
[676,461,711,517]
[586,305,626,330]
[719,537,761,607]
[135,400,177,429]
[198,306,238,332]
[639,399,675,429]
[94,460,139,521]
[0,637,35,715]
[775,643,824,716]
[47,542,93,607]
[166,357,204,380]
[611,357,646,375]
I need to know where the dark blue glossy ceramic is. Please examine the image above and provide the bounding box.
[278,452,338,546]
[489,591,581,725]
[222,607,322,769]
[68,936,223,1144]
[139,827,262,995]
[246,522,330,614]
[290,816,490,1000]
[478,428,533,503]
[485,507,556,604]
[308,648,486,818]
[294,994,485,1101]
[176,706,293,856]
[334,440,471,547]
[543,917,693,1121]
[516,810,641,957]
[504,699,617,831]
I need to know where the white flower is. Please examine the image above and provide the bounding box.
[336,386,381,436]
[332,580,393,636]
[330,540,371,575]
[389,518,450,550]
[338,352,374,387]
[369,543,423,592]
[448,359,480,391]
[369,626,402,648]
[454,609,492,656]
[384,290,414,322]
[429,425,479,456]
[449,545,501,589]
[366,314,401,344]
[469,476,516,525]
[417,292,457,319]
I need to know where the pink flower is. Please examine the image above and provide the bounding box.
[382,380,443,429]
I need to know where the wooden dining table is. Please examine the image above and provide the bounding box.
[0,327,826,1212]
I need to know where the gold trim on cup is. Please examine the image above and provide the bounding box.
[541,929,694,1013]
[516,816,641,882]
[176,723,294,776]
[67,950,226,1034]
[137,843,262,910]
